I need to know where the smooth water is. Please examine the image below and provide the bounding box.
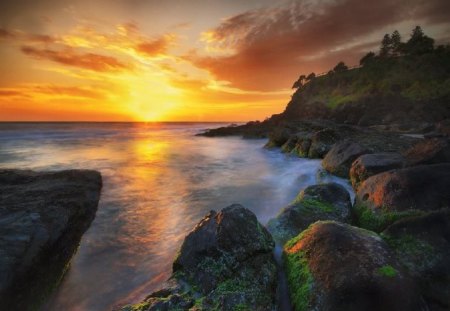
[0,122,353,311]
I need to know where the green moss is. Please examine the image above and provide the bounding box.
[377,265,397,277]
[121,302,150,311]
[283,249,314,311]
[381,234,436,271]
[353,203,424,232]
[301,198,336,213]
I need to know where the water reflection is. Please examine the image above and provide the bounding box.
[0,123,353,310]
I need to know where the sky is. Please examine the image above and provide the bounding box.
[1,0,449,122]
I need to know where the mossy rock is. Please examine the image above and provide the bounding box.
[122,205,277,311]
[353,164,450,231]
[267,183,351,244]
[382,209,450,310]
[283,221,425,311]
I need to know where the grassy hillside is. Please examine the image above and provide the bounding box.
[280,27,450,126]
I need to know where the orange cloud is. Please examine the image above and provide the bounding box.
[190,0,450,92]
[0,84,107,100]
[21,45,131,72]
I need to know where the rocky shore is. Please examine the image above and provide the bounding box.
[126,119,450,311]
[0,169,102,310]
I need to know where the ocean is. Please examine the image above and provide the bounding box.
[0,122,353,310]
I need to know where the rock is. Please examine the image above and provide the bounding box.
[0,169,102,310]
[353,164,450,232]
[436,119,450,137]
[350,153,405,190]
[284,221,425,311]
[382,209,450,310]
[308,128,340,158]
[322,140,370,177]
[122,204,277,311]
[291,132,312,157]
[281,135,299,153]
[403,138,450,166]
[265,128,292,148]
[267,183,351,244]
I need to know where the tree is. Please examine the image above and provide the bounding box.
[405,26,434,55]
[380,34,392,57]
[306,72,316,82]
[333,61,348,73]
[360,52,376,66]
[391,30,402,56]
[292,74,306,89]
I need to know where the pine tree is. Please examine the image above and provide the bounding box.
[380,34,392,57]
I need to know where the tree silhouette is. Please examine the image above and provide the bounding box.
[333,61,348,73]
[391,30,402,56]
[292,74,306,89]
[306,72,316,82]
[405,26,434,55]
[380,34,392,57]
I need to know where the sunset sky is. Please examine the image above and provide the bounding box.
[1,0,450,121]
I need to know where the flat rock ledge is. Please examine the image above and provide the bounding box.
[0,169,102,310]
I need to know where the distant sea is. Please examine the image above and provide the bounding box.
[0,122,353,311]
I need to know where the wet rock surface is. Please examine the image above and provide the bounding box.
[350,152,405,189]
[353,163,450,232]
[0,169,102,310]
[267,183,352,244]
[403,138,450,166]
[284,221,426,311]
[122,204,277,311]
[322,140,370,177]
[382,209,450,310]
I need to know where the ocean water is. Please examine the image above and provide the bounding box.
[0,122,353,311]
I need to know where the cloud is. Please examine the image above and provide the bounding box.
[136,35,174,57]
[0,28,55,43]
[0,84,107,100]
[188,0,450,91]
[21,45,131,72]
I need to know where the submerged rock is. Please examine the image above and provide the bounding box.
[322,140,369,177]
[283,221,425,311]
[267,183,351,244]
[122,204,277,311]
[382,209,450,310]
[0,169,102,310]
[403,138,450,166]
[350,153,405,190]
[353,163,450,232]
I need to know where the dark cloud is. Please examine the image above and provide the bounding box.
[21,45,131,72]
[0,28,55,43]
[189,0,450,91]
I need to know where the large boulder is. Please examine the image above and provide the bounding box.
[308,128,340,158]
[382,209,450,310]
[122,204,277,311]
[403,138,450,166]
[350,153,405,190]
[284,221,425,311]
[322,140,369,177]
[353,164,450,232]
[0,169,102,310]
[267,183,351,244]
